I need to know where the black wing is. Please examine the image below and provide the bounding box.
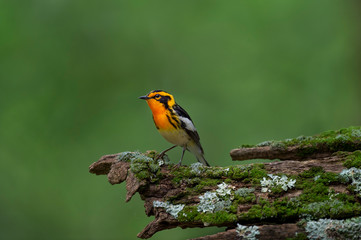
[173,104,204,153]
[173,104,192,121]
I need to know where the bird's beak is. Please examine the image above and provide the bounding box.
[139,95,150,100]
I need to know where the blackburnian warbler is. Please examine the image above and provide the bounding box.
[139,90,210,166]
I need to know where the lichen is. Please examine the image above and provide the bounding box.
[197,192,231,213]
[197,183,233,213]
[255,140,274,147]
[236,224,260,240]
[339,167,361,196]
[260,174,296,193]
[174,163,266,199]
[112,148,361,230]
[117,151,152,162]
[153,200,185,219]
[190,162,205,175]
[305,217,361,240]
[302,199,350,220]
[176,182,240,225]
[237,165,361,223]
[216,182,232,196]
[116,151,165,181]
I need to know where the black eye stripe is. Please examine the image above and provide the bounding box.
[158,95,171,109]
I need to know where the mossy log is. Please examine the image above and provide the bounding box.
[89,126,361,240]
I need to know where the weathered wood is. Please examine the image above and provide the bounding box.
[89,150,359,239]
[191,223,304,240]
[264,155,344,174]
[230,145,331,161]
[89,126,361,239]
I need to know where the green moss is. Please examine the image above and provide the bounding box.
[195,211,237,225]
[171,165,227,180]
[226,164,267,184]
[286,232,308,240]
[239,191,361,223]
[270,185,287,195]
[177,206,198,222]
[227,165,251,180]
[118,151,161,181]
[117,150,361,225]
[302,199,361,219]
[170,166,195,184]
[203,167,226,178]
[336,192,357,202]
[144,150,158,159]
[248,164,267,183]
[178,206,238,225]
[192,178,221,193]
[232,191,256,209]
[135,170,149,180]
[298,167,324,178]
[241,144,255,148]
[297,181,329,203]
[148,163,160,173]
[239,198,299,222]
[187,177,201,185]
[130,162,147,173]
[171,163,267,194]
[224,178,232,184]
[237,164,361,223]
[295,126,361,156]
[298,167,339,186]
[343,150,361,168]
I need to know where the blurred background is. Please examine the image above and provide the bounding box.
[1,0,360,239]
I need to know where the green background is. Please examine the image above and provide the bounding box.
[1,1,360,239]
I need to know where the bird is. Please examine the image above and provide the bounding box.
[139,90,210,166]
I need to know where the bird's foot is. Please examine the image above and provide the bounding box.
[172,163,182,169]
[154,153,165,161]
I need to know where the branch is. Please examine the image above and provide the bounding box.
[89,126,361,239]
[231,127,361,161]
[190,223,303,240]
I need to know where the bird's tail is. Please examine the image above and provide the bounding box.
[188,143,210,167]
[196,153,210,167]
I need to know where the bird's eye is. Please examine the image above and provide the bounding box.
[154,94,160,99]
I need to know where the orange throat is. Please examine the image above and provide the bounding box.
[153,113,175,130]
[146,99,174,130]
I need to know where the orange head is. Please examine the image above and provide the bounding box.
[139,90,176,115]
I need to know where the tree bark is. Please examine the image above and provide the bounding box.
[89,127,361,239]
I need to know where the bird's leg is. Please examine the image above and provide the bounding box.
[155,145,177,160]
[175,146,186,167]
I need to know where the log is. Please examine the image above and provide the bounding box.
[89,126,361,239]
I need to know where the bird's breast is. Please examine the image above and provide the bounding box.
[152,112,179,130]
[158,128,191,146]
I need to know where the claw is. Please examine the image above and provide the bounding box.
[155,153,164,161]
[172,163,181,169]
